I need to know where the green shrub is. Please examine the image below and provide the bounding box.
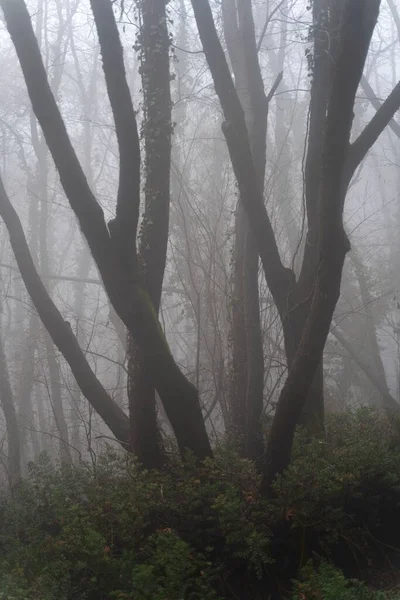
[271,409,400,559]
[291,562,387,600]
[1,410,400,599]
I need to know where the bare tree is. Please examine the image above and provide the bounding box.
[0,0,212,462]
[190,0,400,487]
[1,0,400,494]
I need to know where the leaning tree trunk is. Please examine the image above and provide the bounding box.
[0,175,131,449]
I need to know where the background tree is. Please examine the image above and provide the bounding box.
[0,0,400,492]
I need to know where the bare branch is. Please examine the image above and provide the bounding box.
[90,0,141,263]
[360,74,400,140]
[345,79,400,187]
[331,325,399,411]
[256,0,286,53]
[266,71,283,104]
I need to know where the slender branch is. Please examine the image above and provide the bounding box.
[360,75,400,139]
[90,0,141,263]
[331,325,399,411]
[256,0,286,53]
[0,263,185,295]
[345,79,400,187]
[266,71,283,104]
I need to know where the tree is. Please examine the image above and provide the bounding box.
[1,0,400,494]
[0,0,211,463]
[189,0,400,487]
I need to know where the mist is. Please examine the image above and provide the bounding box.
[0,1,400,596]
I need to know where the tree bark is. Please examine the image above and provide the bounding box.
[128,0,172,470]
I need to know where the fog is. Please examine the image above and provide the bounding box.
[0,0,399,478]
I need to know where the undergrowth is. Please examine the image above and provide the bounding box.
[1,409,400,599]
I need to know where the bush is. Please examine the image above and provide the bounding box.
[1,409,400,599]
[291,562,388,600]
[271,409,400,567]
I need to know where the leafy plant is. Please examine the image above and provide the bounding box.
[2,411,400,599]
[292,562,388,600]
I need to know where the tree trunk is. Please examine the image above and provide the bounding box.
[0,327,21,484]
[44,333,72,464]
[0,176,131,449]
[229,203,248,447]
[127,0,172,469]
[222,0,266,462]
[17,174,41,463]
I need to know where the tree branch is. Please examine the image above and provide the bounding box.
[256,0,286,53]
[331,324,399,411]
[266,71,283,104]
[346,78,400,186]
[90,0,141,264]
[360,75,400,139]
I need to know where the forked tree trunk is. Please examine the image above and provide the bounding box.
[262,0,382,491]
[190,0,398,489]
